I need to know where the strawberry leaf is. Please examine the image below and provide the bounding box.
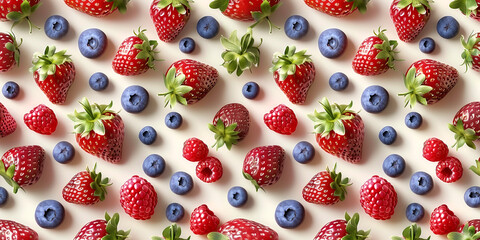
[158,67,192,108]
[207,232,229,240]
[469,159,480,176]
[210,0,229,12]
[220,28,261,76]
[398,67,432,108]
[250,0,281,33]
[460,32,480,72]
[450,0,479,16]
[449,119,479,150]
[270,46,312,81]
[209,119,239,150]
[308,97,355,137]
[6,0,41,33]
[68,98,116,137]
[29,45,72,81]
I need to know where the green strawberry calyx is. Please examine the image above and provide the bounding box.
[158,0,190,15]
[0,161,22,194]
[152,224,191,240]
[207,232,229,240]
[6,0,41,33]
[447,223,480,240]
[104,212,130,240]
[67,97,116,137]
[460,32,480,72]
[250,0,282,33]
[133,28,159,70]
[243,172,264,192]
[396,0,431,14]
[88,163,112,201]
[158,66,193,108]
[29,45,72,81]
[448,118,479,150]
[208,118,240,150]
[469,159,480,176]
[344,212,370,240]
[398,66,433,108]
[450,0,479,17]
[307,97,355,137]
[347,0,370,13]
[327,163,351,201]
[220,28,262,77]
[373,28,399,69]
[107,0,130,14]
[392,224,431,240]
[4,32,22,67]
[269,45,312,81]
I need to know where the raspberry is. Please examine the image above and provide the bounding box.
[182,137,209,162]
[359,175,397,220]
[189,204,219,235]
[264,104,298,135]
[24,104,58,135]
[119,175,157,220]
[422,137,449,162]
[436,156,463,183]
[430,204,459,235]
[196,156,223,183]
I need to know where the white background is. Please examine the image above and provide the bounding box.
[1,0,480,239]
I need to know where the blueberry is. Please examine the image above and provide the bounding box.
[464,186,480,208]
[242,81,260,99]
[179,37,195,53]
[437,16,459,39]
[52,141,75,164]
[78,28,107,58]
[121,85,149,113]
[318,28,347,58]
[227,186,248,207]
[382,154,405,177]
[360,85,389,113]
[2,81,20,99]
[165,112,183,129]
[379,126,397,145]
[34,200,64,229]
[138,126,157,145]
[89,72,109,91]
[292,141,315,164]
[170,171,193,195]
[284,15,309,40]
[0,187,8,206]
[405,112,423,129]
[328,72,349,91]
[419,37,435,53]
[44,15,69,40]
[143,154,165,177]
[166,203,185,222]
[405,203,425,222]
[197,16,220,39]
[274,199,304,229]
[410,171,434,195]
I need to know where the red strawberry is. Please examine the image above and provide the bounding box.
[150,0,190,42]
[190,204,219,235]
[436,156,463,183]
[112,28,158,76]
[196,156,223,183]
[264,104,297,135]
[73,212,129,240]
[0,102,17,137]
[352,28,398,76]
[220,28,262,76]
[359,175,397,220]
[450,0,480,22]
[0,32,21,72]
[64,0,129,17]
[68,98,124,163]
[423,137,449,162]
[390,0,431,42]
[119,175,157,220]
[23,104,57,135]
[183,137,209,162]
[209,103,250,150]
[159,59,218,107]
[313,213,369,240]
[430,204,459,235]
[30,46,75,104]
[449,101,480,150]
[0,145,45,193]
[207,218,279,240]
[270,46,315,104]
[400,59,459,108]
[392,224,431,240]
[243,145,285,191]
[460,32,480,72]
[302,164,351,205]
[457,219,480,233]
[303,0,369,17]
[0,0,40,32]
[308,98,364,163]
[0,219,38,239]
[62,164,111,205]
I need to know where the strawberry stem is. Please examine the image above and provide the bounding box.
[6,0,41,33]
[269,46,312,81]
[88,163,111,201]
[469,159,480,176]
[29,45,72,81]
[67,98,116,137]
[307,97,355,137]
[133,27,159,70]
[447,223,480,240]
[220,28,262,76]
[249,0,281,33]
[208,119,239,150]
[448,118,479,150]
[373,28,399,69]
[392,224,431,240]
[104,212,130,240]
[398,66,433,108]
[158,67,192,108]
[0,161,22,193]
[450,0,479,17]
[460,32,480,72]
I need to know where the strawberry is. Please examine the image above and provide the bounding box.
[183,137,209,162]
[303,0,369,17]
[460,32,480,72]
[390,0,431,42]
[0,102,17,138]
[29,46,75,105]
[219,28,261,76]
[159,59,218,107]
[0,32,21,72]
[313,213,369,240]
[359,175,397,220]
[448,101,480,149]
[196,156,223,183]
[352,28,398,76]
[0,0,40,32]
[190,204,219,235]
[302,164,351,205]
[0,145,45,193]
[64,0,129,17]
[308,97,364,163]
[119,175,157,220]
[392,224,431,240]
[152,224,191,240]
[150,0,190,42]
[207,218,278,240]
[0,219,38,239]
[399,59,459,108]
[112,28,158,76]
[436,156,463,183]
[423,137,449,162]
[209,103,250,150]
[242,145,285,191]
[264,104,297,135]
[450,0,480,22]
[68,98,124,163]
[73,212,129,240]
[430,204,459,235]
[270,46,315,104]
[23,104,57,135]
[456,219,480,233]
[62,164,111,205]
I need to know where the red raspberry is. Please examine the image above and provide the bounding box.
[24,104,58,135]
[359,175,397,220]
[436,156,463,183]
[183,137,209,162]
[430,204,459,235]
[190,204,219,235]
[119,175,157,220]
[264,104,298,135]
[423,137,449,162]
[196,156,223,183]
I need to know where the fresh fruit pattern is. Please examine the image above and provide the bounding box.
[1,0,480,239]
